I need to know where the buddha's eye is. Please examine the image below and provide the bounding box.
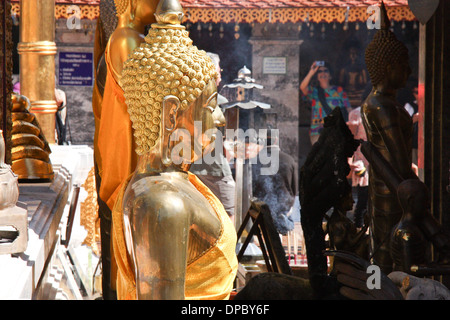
[203,92,218,113]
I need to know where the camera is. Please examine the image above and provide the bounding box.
[316,61,325,67]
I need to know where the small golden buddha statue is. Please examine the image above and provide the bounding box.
[111,0,238,300]
[361,1,416,273]
[96,0,159,210]
[10,93,53,180]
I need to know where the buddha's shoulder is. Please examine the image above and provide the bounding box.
[365,93,397,107]
[109,27,144,47]
[108,28,145,63]
[362,94,397,117]
[127,175,192,206]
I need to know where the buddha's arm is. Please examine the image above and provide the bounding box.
[108,31,144,83]
[128,196,190,300]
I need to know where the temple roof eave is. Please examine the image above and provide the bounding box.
[10,0,417,24]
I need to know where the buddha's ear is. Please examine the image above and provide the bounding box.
[385,62,392,73]
[388,59,399,74]
[129,0,137,20]
[161,95,180,166]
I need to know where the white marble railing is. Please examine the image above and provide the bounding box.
[0,145,94,300]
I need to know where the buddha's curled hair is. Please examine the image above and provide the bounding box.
[365,30,409,86]
[113,0,129,16]
[364,2,409,86]
[121,27,217,155]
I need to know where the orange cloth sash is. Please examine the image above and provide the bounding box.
[96,41,137,210]
[92,81,103,173]
[111,172,238,300]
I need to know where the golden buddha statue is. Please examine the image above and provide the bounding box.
[96,0,158,211]
[361,2,416,273]
[11,93,53,180]
[93,0,158,299]
[111,0,238,300]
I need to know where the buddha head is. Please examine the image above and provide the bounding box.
[114,0,158,26]
[365,1,411,89]
[121,0,221,167]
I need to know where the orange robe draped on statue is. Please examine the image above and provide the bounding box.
[96,41,138,210]
[111,172,238,300]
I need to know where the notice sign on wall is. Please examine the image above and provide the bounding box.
[262,57,287,75]
[59,52,93,86]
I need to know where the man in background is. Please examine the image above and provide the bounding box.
[190,52,236,222]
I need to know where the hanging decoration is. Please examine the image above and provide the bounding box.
[219,23,224,38]
[343,6,349,31]
[234,23,240,39]
[407,0,439,24]
[208,23,213,37]
[197,22,202,37]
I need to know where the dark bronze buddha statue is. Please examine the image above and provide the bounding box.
[361,1,416,273]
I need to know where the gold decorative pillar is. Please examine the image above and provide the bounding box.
[18,0,57,144]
